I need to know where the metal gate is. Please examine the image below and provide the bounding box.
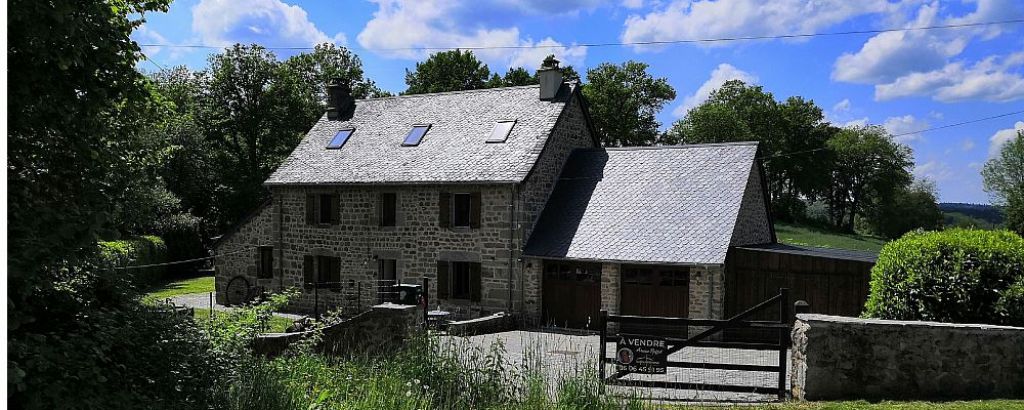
[599,288,792,400]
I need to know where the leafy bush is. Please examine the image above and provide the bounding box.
[772,192,807,223]
[154,212,211,275]
[98,236,168,284]
[864,229,1024,326]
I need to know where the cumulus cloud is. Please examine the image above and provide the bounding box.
[357,0,585,71]
[672,63,757,117]
[135,25,169,57]
[833,0,1024,102]
[495,0,608,15]
[873,53,1024,102]
[883,115,930,144]
[914,160,954,182]
[621,0,898,50]
[988,121,1024,157]
[831,98,851,114]
[621,0,643,9]
[192,0,345,50]
[842,118,870,128]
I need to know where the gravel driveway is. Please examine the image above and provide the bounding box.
[443,330,789,403]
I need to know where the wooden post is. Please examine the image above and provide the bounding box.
[778,288,791,401]
[598,309,608,383]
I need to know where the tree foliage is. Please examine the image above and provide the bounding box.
[583,61,676,146]
[405,49,492,94]
[867,180,944,239]
[983,130,1024,235]
[825,125,913,231]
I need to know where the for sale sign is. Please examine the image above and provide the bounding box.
[614,334,667,374]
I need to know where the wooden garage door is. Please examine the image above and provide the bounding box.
[542,260,601,329]
[620,265,689,335]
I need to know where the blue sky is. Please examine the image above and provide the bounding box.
[134,0,1024,204]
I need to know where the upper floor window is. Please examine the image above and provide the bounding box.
[438,192,481,229]
[380,192,397,227]
[486,120,515,143]
[306,193,338,225]
[327,129,354,149]
[402,124,431,146]
[452,193,472,228]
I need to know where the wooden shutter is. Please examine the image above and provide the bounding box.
[330,257,342,291]
[330,194,341,225]
[470,263,482,302]
[305,194,316,224]
[470,192,482,229]
[436,261,449,299]
[303,255,314,288]
[438,192,451,228]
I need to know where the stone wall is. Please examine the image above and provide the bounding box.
[214,201,275,304]
[688,265,725,320]
[791,314,1024,401]
[253,303,423,357]
[730,162,773,246]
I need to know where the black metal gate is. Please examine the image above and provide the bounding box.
[599,288,792,400]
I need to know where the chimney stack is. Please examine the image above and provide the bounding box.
[537,56,563,101]
[326,79,354,121]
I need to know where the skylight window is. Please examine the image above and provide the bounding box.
[486,120,516,143]
[327,129,354,149]
[402,124,431,146]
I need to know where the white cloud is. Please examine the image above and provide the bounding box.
[883,114,930,144]
[496,0,608,14]
[842,117,870,128]
[962,139,976,151]
[988,121,1024,157]
[621,0,643,9]
[833,0,1024,102]
[192,0,345,50]
[357,0,585,70]
[621,0,899,51]
[874,53,1024,102]
[831,98,851,114]
[914,160,954,182]
[135,25,169,57]
[672,63,757,117]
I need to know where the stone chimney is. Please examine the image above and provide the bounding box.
[326,79,354,120]
[537,56,563,101]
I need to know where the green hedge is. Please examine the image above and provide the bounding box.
[864,228,1024,326]
[98,236,168,284]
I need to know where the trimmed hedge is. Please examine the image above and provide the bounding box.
[98,236,168,284]
[864,228,1024,326]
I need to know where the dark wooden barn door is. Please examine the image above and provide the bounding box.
[620,265,689,334]
[542,260,601,329]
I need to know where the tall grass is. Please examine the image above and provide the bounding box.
[223,333,643,409]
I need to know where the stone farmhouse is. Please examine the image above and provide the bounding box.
[214,63,875,328]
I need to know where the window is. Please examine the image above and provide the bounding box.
[257,246,274,279]
[306,193,338,225]
[486,120,516,143]
[380,193,397,227]
[437,261,481,301]
[304,255,341,290]
[543,261,601,283]
[327,129,354,149]
[452,193,472,228]
[402,124,431,146]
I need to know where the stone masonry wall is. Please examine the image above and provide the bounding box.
[687,265,725,320]
[214,202,275,304]
[791,314,1024,400]
[730,162,773,246]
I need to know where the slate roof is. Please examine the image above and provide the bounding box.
[266,84,582,185]
[735,243,878,263]
[523,142,762,265]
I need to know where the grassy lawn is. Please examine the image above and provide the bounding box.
[708,401,1024,409]
[143,275,214,302]
[193,308,294,333]
[775,223,887,252]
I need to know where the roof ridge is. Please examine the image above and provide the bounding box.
[357,83,545,102]
[582,141,760,152]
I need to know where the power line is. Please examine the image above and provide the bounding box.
[889,110,1024,137]
[137,18,1024,52]
[115,245,270,270]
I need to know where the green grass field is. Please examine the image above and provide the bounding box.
[143,275,215,302]
[193,308,294,333]
[775,223,887,252]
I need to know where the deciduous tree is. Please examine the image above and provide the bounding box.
[404,49,491,94]
[583,61,676,146]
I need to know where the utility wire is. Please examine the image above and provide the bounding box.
[137,19,1024,51]
[115,245,271,270]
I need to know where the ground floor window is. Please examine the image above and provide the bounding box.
[304,255,341,290]
[257,246,274,279]
[437,260,481,301]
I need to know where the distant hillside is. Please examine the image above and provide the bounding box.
[775,223,886,252]
[939,203,1003,229]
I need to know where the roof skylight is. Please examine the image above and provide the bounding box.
[486,120,516,143]
[402,124,431,146]
[327,129,354,149]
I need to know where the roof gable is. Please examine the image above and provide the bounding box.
[266,84,579,185]
[522,142,762,265]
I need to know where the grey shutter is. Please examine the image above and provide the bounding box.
[438,192,451,228]
[370,192,381,227]
[330,194,341,225]
[470,192,482,229]
[305,194,316,224]
[470,263,482,302]
[303,255,314,288]
[436,261,449,299]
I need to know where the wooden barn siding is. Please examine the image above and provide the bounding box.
[724,248,874,321]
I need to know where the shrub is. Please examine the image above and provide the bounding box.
[864,228,1024,326]
[153,212,210,275]
[772,192,807,223]
[98,236,168,284]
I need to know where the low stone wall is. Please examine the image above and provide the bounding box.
[791,314,1024,401]
[446,312,513,336]
[254,303,423,357]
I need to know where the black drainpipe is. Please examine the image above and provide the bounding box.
[278,194,285,291]
[508,183,517,314]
